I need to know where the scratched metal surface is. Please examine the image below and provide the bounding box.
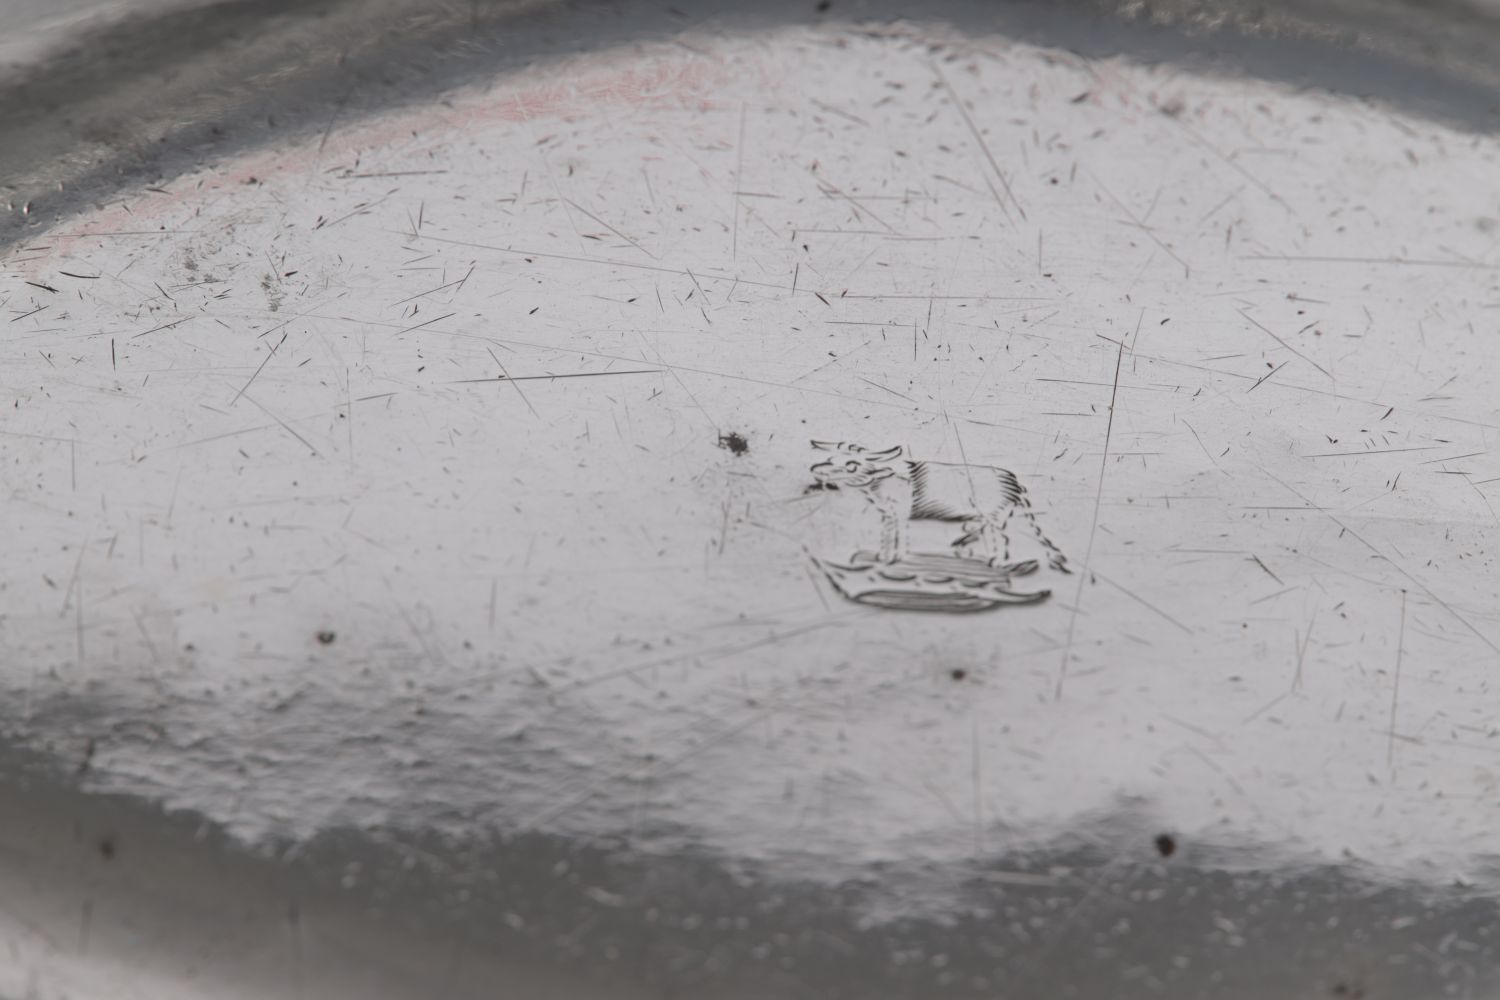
[5,1,1500,997]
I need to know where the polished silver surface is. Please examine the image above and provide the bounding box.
[5,2,1500,997]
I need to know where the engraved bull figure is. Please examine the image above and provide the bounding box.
[809,441,1069,573]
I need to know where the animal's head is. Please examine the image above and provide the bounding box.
[808,441,905,490]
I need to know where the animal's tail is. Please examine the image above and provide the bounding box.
[1017,483,1070,573]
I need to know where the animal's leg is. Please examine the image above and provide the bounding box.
[952,519,985,559]
[980,511,1042,578]
[970,513,1003,565]
[1016,485,1070,572]
[877,507,905,563]
[993,506,1014,565]
[956,507,1012,566]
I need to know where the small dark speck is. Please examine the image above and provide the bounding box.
[316,630,337,645]
[718,432,750,456]
[949,668,967,681]
[1154,833,1177,858]
[1331,982,1365,999]
[98,836,117,861]
[76,738,96,775]
[816,0,831,10]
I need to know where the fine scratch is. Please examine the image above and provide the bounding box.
[243,394,321,456]
[1238,308,1332,380]
[732,102,746,260]
[1094,173,1190,278]
[1057,311,1138,698]
[230,331,287,406]
[934,63,1026,221]
[564,198,657,259]
[1261,468,1500,659]
[1095,570,1192,634]
[1388,590,1407,770]
[486,346,538,417]
[447,369,660,385]
[1292,613,1316,691]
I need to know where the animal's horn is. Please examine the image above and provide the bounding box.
[865,445,904,461]
[810,440,840,451]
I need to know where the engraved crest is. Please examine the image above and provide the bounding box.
[807,441,1069,612]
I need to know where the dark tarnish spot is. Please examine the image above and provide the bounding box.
[98,836,117,861]
[316,630,337,645]
[1155,833,1177,858]
[949,668,967,681]
[718,432,750,457]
